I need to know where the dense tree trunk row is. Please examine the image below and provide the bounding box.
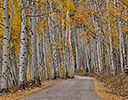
[0,0,127,91]
[73,0,128,75]
[0,0,76,90]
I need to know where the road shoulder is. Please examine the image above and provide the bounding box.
[94,79,125,100]
[0,79,62,100]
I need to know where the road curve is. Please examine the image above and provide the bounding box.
[19,76,101,100]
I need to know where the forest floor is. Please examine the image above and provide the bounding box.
[75,70,128,100]
[94,78,126,100]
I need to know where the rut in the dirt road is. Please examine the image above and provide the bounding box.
[20,76,101,100]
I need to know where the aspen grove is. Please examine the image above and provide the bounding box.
[0,0,128,91]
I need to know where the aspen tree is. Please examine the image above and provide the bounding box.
[49,0,59,78]
[31,0,37,83]
[18,0,26,88]
[47,1,55,79]
[1,0,10,91]
[36,1,41,84]
[43,31,49,80]
[75,29,80,71]
[117,0,126,72]
[68,13,75,78]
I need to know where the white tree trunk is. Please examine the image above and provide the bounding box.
[1,0,10,90]
[109,31,115,75]
[49,0,58,78]
[94,41,98,73]
[18,0,26,88]
[43,34,49,80]
[31,0,37,82]
[68,16,75,78]
[117,0,125,72]
[48,15,55,79]
[85,45,91,72]
[97,41,101,73]
[36,9,41,84]
[75,29,80,71]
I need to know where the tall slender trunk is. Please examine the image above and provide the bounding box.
[1,0,10,91]
[18,0,26,88]
[75,29,80,71]
[47,1,55,79]
[48,19,55,78]
[97,41,101,73]
[36,7,41,84]
[108,20,115,75]
[68,15,75,78]
[117,0,125,72]
[94,41,98,73]
[49,0,58,78]
[43,33,49,80]
[107,0,115,75]
[85,45,91,72]
[31,0,37,83]
[62,3,67,78]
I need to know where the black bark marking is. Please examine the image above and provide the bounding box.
[6,26,9,29]
[8,15,10,19]
[3,37,8,40]
[4,54,7,57]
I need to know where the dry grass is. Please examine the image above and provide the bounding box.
[0,79,62,100]
[94,78,125,100]
[96,72,128,98]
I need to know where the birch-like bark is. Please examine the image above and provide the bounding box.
[18,0,26,88]
[90,42,94,72]
[75,29,80,71]
[94,41,98,73]
[31,0,37,82]
[35,9,41,84]
[109,34,115,76]
[62,3,67,78]
[48,18,55,78]
[85,45,91,72]
[65,10,70,77]
[43,33,49,80]
[47,1,55,79]
[26,0,31,82]
[49,0,59,78]
[108,20,115,75]
[106,0,115,75]
[97,41,101,73]
[68,14,75,78]
[117,0,125,72]
[1,0,10,90]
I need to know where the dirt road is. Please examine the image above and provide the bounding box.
[20,76,101,100]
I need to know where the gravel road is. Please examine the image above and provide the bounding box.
[20,76,101,100]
